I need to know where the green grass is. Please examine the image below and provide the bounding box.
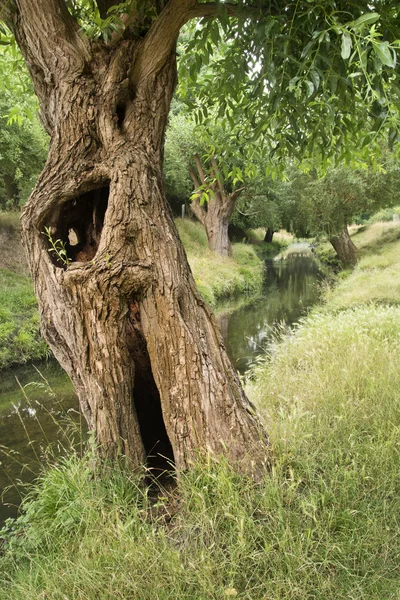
[1,222,400,598]
[323,221,400,310]
[176,219,264,307]
[0,211,20,234]
[0,269,48,368]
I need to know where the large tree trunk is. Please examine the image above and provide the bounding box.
[264,228,274,244]
[3,174,20,209]
[189,156,241,257]
[194,198,233,257]
[329,226,358,267]
[10,0,269,476]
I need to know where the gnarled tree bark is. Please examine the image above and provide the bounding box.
[6,0,269,475]
[189,155,243,257]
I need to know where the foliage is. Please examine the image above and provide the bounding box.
[179,3,400,170]
[282,162,400,239]
[0,45,48,209]
[367,205,400,223]
[164,113,197,205]
[43,227,72,267]
[231,178,285,234]
[165,109,259,208]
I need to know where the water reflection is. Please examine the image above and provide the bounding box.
[219,255,322,373]
[0,362,79,522]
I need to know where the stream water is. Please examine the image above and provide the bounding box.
[0,244,322,524]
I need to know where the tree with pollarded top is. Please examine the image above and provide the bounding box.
[282,161,400,267]
[0,0,399,475]
[165,112,257,256]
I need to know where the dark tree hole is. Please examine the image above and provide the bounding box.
[127,301,175,476]
[116,103,126,129]
[46,184,109,267]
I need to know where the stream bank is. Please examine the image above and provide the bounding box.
[0,245,322,524]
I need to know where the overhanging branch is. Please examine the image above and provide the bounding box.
[131,0,194,82]
[8,0,90,81]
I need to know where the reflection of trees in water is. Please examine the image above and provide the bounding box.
[223,257,322,373]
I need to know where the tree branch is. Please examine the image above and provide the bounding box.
[210,156,226,199]
[131,0,194,83]
[189,164,207,224]
[8,0,90,83]
[189,165,201,190]
[231,186,246,202]
[193,154,207,185]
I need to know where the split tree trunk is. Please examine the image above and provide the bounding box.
[8,0,269,476]
[189,156,242,257]
[329,226,358,267]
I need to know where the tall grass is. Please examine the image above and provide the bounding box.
[323,222,400,309]
[0,212,20,234]
[2,303,400,598]
[0,269,48,368]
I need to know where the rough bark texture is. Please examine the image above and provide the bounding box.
[189,156,242,257]
[264,228,274,244]
[7,0,270,475]
[329,226,358,267]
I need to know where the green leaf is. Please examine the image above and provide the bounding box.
[341,32,353,60]
[305,80,315,98]
[374,41,396,68]
[350,12,380,30]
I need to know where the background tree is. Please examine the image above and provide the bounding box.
[0,44,48,209]
[1,0,399,475]
[165,111,258,256]
[284,161,400,266]
[231,175,286,243]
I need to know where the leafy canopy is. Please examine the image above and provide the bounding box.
[178,1,400,167]
[282,159,400,238]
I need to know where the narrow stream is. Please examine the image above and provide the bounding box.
[218,248,323,372]
[0,245,322,524]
